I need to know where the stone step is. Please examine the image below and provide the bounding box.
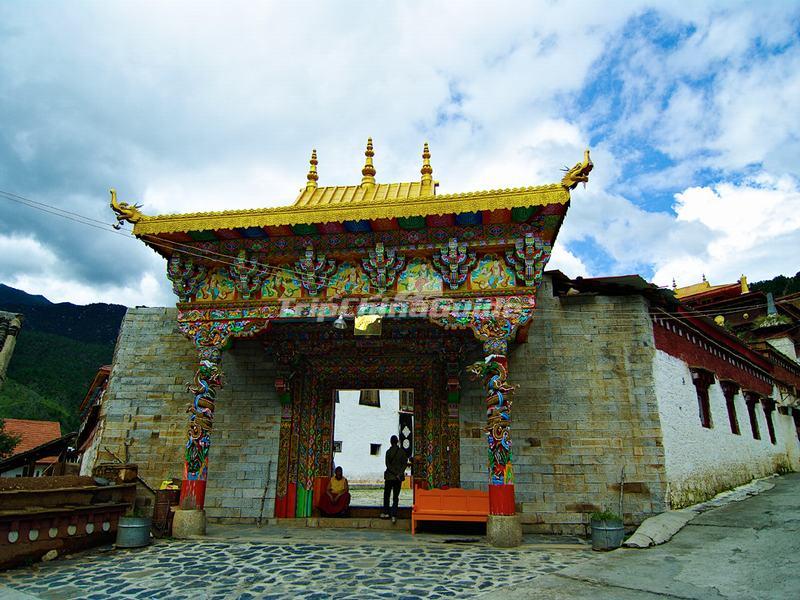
[276,517,411,531]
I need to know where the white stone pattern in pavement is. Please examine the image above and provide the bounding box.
[0,539,591,599]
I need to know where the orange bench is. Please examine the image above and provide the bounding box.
[411,487,489,534]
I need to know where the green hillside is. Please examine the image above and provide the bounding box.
[750,272,800,297]
[0,329,114,431]
[0,284,126,433]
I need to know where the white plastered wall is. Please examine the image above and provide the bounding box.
[653,349,800,507]
[332,390,400,483]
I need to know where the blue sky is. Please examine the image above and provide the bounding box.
[0,1,798,305]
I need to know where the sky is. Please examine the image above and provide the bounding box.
[0,0,798,307]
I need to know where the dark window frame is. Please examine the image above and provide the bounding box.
[761,399,777,445]
[690,368,715,429]
[744,392,761,440]
[720,380,741,435]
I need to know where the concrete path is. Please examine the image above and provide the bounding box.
[486,473,800,600]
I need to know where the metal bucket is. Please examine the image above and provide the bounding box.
[116,517,152,548]
[591,520,624,551]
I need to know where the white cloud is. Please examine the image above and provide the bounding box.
[1,1,799,306]
[548,244,590,278]
[653,175,800,287]
[0,232,171,306]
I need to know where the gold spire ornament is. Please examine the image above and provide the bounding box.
[361,138,376,188]
[420,142,433,193]
[306,149,319,190]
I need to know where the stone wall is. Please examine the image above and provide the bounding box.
[93,308,281,523]
[460,276,667,534]
[654,349,799,508]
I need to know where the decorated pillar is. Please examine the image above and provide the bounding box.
[467,338,517,516]
[180,346,224,510]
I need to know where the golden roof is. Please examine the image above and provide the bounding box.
[675,275,749,299]
[295,181,427,207]
[113,142,592,235]
[132,184,569,235]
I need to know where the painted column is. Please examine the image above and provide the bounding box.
[179,346,224,510]
[468,338,517,516]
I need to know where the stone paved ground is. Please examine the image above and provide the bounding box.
[0,530,591,599]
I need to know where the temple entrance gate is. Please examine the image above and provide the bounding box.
[110,140,592,545]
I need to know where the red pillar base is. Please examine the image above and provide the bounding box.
[489,483,516,516]
[179,478,207,510]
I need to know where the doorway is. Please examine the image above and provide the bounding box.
[332,389,414,508]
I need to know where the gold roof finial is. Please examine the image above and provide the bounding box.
[306,149,319,190]
[361,138,376,188]
[420,142,433,192]
[740,274,749,294]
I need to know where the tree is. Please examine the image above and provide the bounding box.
[0,418,21,458]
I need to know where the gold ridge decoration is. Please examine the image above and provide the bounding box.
[131,184,569,235]
[361,138,376,187]
[560,149,593,190]
[109,189,145,226]
[420,142,435,194]
[306,149,319,190]
[432,238,477,290]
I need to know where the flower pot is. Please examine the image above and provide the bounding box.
[116,516,152,548]
[591,519,624,551]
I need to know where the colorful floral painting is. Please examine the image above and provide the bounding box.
[397,258,443,294]
[195,269,236,302]
[470,254,516,290]
[262,264,302,299]
[327,262,371,297]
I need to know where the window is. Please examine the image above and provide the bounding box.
[359,389,380,407]
[762,399,777,445]
[720,381,740,435]
[744,392,761,440]
[370,443,381,456]
[793,410,800,442]
[333,441,342,453]
[690,368,714,429]
[399,389,414,413]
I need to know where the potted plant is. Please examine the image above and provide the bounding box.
[590,509,624,551]
[116,505,153,548]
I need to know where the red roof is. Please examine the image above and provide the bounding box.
[3,419,62,458]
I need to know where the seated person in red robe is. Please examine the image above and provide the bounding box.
[319,466,351,517]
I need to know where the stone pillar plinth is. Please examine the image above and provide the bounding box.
[172,508,206,538]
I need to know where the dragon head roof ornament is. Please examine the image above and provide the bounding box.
[560,149,593,190]
[109,189,144,228]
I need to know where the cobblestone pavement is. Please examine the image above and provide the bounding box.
[1,533,591,599]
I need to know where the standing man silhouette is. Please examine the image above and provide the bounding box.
[381,435,407,524]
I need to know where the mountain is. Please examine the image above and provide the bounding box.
[0,284,51,307]
[0,284,126,345]
[0,284,127,432]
